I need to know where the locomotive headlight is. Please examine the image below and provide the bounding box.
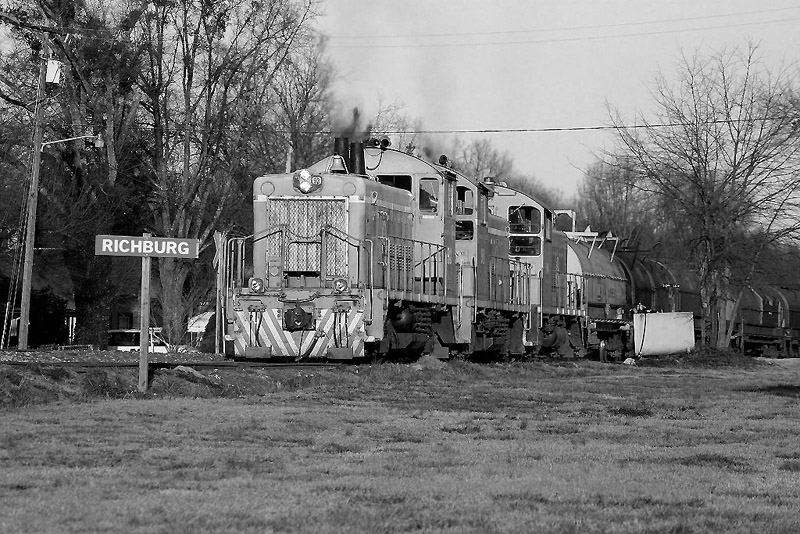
[333,278,349,293]
[248,277,265,293]
[293,169,322,194]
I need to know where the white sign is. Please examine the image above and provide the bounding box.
[95,235,199,258]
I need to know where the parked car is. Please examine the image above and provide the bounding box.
[106,328,168,353]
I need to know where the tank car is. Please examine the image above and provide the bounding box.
[562,230,631,360]
[615,253,702,339]
[729,285,800,357]
[217,140,533,360]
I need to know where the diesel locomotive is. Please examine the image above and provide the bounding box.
[218,138,532,360]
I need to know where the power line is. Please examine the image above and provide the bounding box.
[329,15,800,49]
[328,6,800,41]
[356,118,796,135]
[61,116,791,137]
[17,6,800,44]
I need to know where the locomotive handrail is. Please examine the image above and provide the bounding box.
[251,225,288,244]
[565,230,621,261]
[320,225,363,248]
[225,236,248,292]
[508,258,533,307]
[224,224,369,293]
[381,235,447,299]
[320,225,370,290]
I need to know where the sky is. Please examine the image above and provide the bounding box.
[315,0,800,198]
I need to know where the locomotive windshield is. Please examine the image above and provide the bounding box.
[419,178,439,213]
[508,206,541,234]
[456,185,474,215]
[376,174,413,192]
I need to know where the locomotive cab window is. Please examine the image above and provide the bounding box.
[478,191,488,225]
[508,206,541,234]
[456,220,474,240]
[509,236,542,256]
[376,174,412,192]
[456,186,474,215]
[419,177,439,213]
[544,211,553,241]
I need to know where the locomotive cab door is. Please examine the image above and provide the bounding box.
[414,175,450,297]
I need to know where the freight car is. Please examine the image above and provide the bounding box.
[730,285,800,357]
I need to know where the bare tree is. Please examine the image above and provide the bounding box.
[451,137,514,182]
[577,158,659,246]
[609,44,800,349]
[369,98,423,155]
[273,37,335,170]
[0,0,152,344]
[135,0,318,344]
[502,172,564,208]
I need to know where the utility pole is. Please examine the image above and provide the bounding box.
[18,29,49,350]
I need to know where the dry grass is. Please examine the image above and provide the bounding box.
[2,353,800,533]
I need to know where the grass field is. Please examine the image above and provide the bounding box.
[2,353,800,533]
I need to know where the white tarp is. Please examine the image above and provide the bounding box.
[188,311,213,333]
[634,312,695,356]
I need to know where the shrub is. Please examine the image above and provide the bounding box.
[79,369,132,398]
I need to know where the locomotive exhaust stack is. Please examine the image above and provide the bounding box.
[349,141,366,175]
[331,137,366,175]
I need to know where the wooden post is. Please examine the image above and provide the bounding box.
[18,30,49,350]
[138,233,151,393]
[215,267,222,355]
[214,231,224,356]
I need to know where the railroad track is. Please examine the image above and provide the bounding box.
[0,358,339,370]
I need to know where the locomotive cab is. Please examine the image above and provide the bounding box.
[490,183,584,353]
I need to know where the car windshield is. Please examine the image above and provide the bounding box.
[108,331,138,346]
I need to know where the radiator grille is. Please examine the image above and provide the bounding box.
[265,198,348,277]
[387,242,413,271]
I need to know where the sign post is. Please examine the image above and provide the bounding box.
[95,234,199,393]
[138,235,152,393]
